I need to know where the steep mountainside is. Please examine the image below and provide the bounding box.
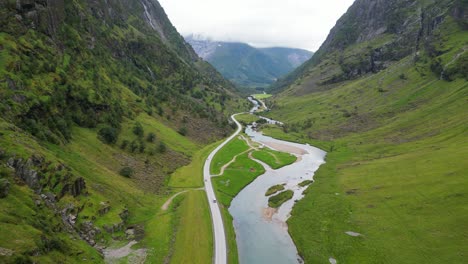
[186,35,313,90]
[271,0,467,94]
[261,0,467,263]
[0,0,243,263]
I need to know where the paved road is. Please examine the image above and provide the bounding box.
[204,113,243,264]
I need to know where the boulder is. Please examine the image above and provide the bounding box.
[98,201,111,216]
[119,208,129,222]
[8,157,42,191]
[60,177,87,197]
[0,179,10,198]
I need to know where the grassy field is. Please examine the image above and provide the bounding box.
[234,113,260,125]
[252,93,273,100]
[210,137,250,175]
[170,191,213,264]
[220,206,239,264]
[251,148,297,169]
[212,153,265,206]
[262,58,468,263]
[169,141,220,188]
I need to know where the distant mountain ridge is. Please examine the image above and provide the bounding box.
[185,35,313,90]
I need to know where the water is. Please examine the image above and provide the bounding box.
[229,125,326,263]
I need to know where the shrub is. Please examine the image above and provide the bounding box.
[268,190,294,208]
[13,255,33,264]
[139,141,146,153]
[178,127,187,136]
[119,167,134,178]
[146,132,156,142]
[133,122,144,137]
[158,142,167,153]
[120,139,129,150]
[0,178,10,198]
[130,140,138,153]
[98,126,118,144]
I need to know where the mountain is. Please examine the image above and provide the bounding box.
[271,0,467,94]
[261,0,468,263]
[186,35,313,90]
[0,0,242,262]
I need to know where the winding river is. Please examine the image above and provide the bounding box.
[229,99,326,263]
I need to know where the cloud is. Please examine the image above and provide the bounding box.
[159,0,355,51]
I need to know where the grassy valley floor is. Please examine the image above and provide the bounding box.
[259,65,468,263]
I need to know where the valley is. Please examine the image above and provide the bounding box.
[0,0,466,263]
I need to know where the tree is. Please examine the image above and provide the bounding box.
[139,141,146,153]
[178,127,187,136]
[120,140,129,150]
[158,142,167,153]
[146,132,156,142]
[133,122,144,137]
[119,167,134,178]
[98,126,118,144]
[130,140,138,153]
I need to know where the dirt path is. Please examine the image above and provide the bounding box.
[212,136,259,177]
[161,188,204,211]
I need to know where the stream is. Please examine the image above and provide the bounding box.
[228,98,326,263]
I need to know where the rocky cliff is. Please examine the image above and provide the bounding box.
[271,0,467,93]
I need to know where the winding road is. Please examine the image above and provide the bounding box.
[204,113,243,264]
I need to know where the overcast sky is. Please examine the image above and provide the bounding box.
[158,0,356,51]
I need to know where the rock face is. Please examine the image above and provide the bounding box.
[0,179,10,198]
[12,0,65,34]
[7,155,44,191]
[452,0,468,29]
[271,0,462,93]
[60,177,86,197]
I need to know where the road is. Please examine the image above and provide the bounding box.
[204,113,243,264]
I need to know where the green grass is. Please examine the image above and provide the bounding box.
[298,180,313,187]
[0,114,217,263]
[210,137,250,175]
[265,184,285,196]
[212,153,265,206]
[169,141,220,188]
[170,191,213,264]
[262,56,468,263]
[251,148,297,169]
[268,190,294,208]
[120,113,199,157]
[253,93,272,100]
[220,206,239,264]
[234,113,259,124]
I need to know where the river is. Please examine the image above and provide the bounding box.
[228,99,326,263]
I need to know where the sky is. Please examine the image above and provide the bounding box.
[158,0,356,51]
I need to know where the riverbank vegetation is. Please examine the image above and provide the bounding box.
[234,113,260,125]
[265,184,286,196]
[268,190,294,208]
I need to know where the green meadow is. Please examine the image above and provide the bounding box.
[251,148,297,169]
[262,57,468,263]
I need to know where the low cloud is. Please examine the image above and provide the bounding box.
[159,0,355,51]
